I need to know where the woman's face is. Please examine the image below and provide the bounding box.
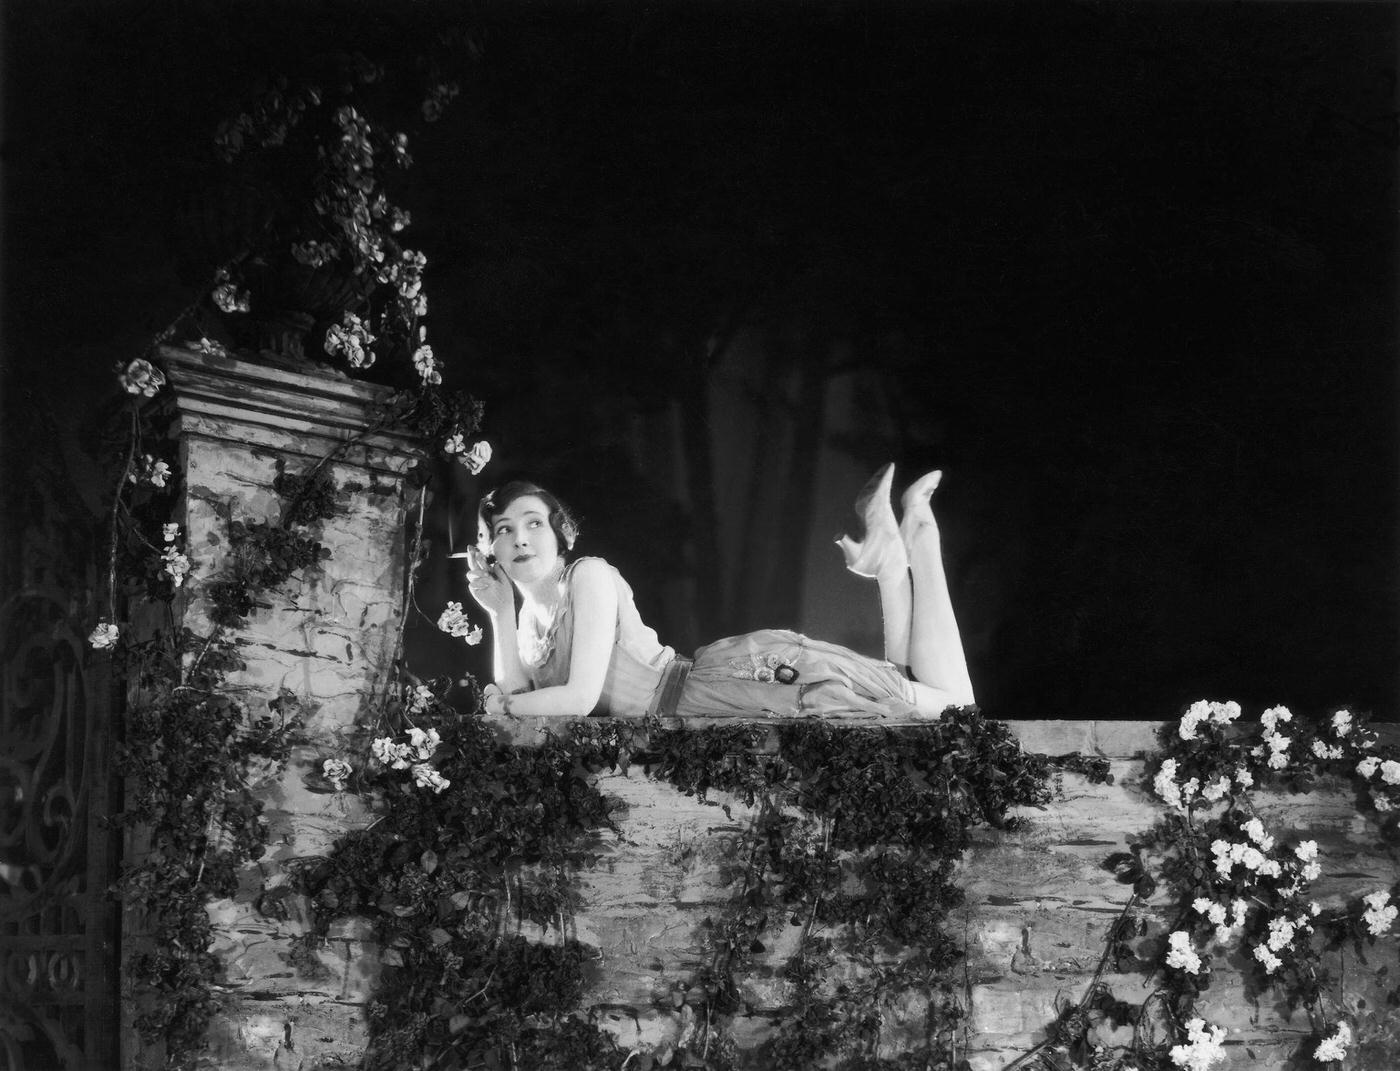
[487,494,561,585]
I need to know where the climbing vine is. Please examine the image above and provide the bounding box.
[102,405,332,1065]
[296,705,1094,1071]
[1022,701,1400,1071]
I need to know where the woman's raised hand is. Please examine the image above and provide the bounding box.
[465,547,515,619]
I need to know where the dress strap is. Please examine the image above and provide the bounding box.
[647,656,694,719]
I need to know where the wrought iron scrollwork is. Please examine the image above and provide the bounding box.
[0,591,117,1071]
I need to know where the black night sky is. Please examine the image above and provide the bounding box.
[2,1,1397,720]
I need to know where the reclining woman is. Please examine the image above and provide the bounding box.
[465,465,975,722]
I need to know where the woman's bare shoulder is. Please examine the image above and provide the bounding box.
[565,556,618,593]
[567,555,612,578]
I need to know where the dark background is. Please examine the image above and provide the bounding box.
[2,0,1397,720]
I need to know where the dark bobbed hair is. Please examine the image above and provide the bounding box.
[476,480,580,560]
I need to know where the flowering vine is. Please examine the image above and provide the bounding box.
[1039,699,1400,1071]
[169,50,489,463]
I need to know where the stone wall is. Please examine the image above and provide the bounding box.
[121,348,421,1071]
[500,715,1398,1071]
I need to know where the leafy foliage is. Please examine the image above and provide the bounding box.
[299,697,626,1071]
[113,629,302,1063]
[105,424,333,1067]
[309,706,1056,1070]
[1028,702,1400,1071]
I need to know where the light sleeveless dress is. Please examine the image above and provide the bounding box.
[521,557,920,720]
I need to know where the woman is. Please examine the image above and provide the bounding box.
[465,465,975,722]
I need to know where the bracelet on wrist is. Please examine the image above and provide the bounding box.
[501,690,514,716]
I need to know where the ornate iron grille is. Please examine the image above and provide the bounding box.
[0,590,118,1071]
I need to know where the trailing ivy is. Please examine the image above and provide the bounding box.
[102,404,347,1068]
[296,693,627,1071]
[649,710,1058,1071]
[303,706,1080,1071]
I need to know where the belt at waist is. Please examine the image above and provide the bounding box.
[647,656,694,720]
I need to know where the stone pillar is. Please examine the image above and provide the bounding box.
[123,346,424,1070]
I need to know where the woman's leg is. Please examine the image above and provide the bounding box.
[835,464,911,667]
[900,471,976,710]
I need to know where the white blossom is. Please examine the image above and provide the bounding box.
[1266,916,1296,952]
[1215,701,1242,724]
[1331,709,1353,737]
[1200,775,1231,802]
[322,758,352,791]
[1193,899,1226,927]
[1179,700,1210,740]
[324,311,376,369]
[406,726,441,762]
[1314,1021,1351,1064]
[118,358,166,397]
[1253,943,1283,973]
[1362,889,1397,936]
[1381,760,1400,786]
[411,763,450,793]
[1357,756,1381,779]
[1243,817,1274,850]
[1260,705,1293,732]
[457,440,492,475]
[1169,1018,1226,1071]
[442,431,466,456]
[1154,758,1184,809]
[162,523,180,543]
[1293,840,1318,862]
[1179,700,1240,740]
[407,684,434,714]
[1312,741,1343,760]
[1210,839,1235,879]
[1233,765,1254,789]
[1375,793,1395,813]
[412,344,441,386]
[162,546,192,588]
[1165,930,1202,974]
[372,736,413,770]
[437,601,479,639]
[129,454,173,489]
[435,601,484,644]
[88,621,120,650]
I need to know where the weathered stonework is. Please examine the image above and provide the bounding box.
[494,716,1398,1070]
[122,347,423,1071]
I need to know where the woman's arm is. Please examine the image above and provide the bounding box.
[488,558,617,719]
[487,609,531,695]
[465,549,531,694]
